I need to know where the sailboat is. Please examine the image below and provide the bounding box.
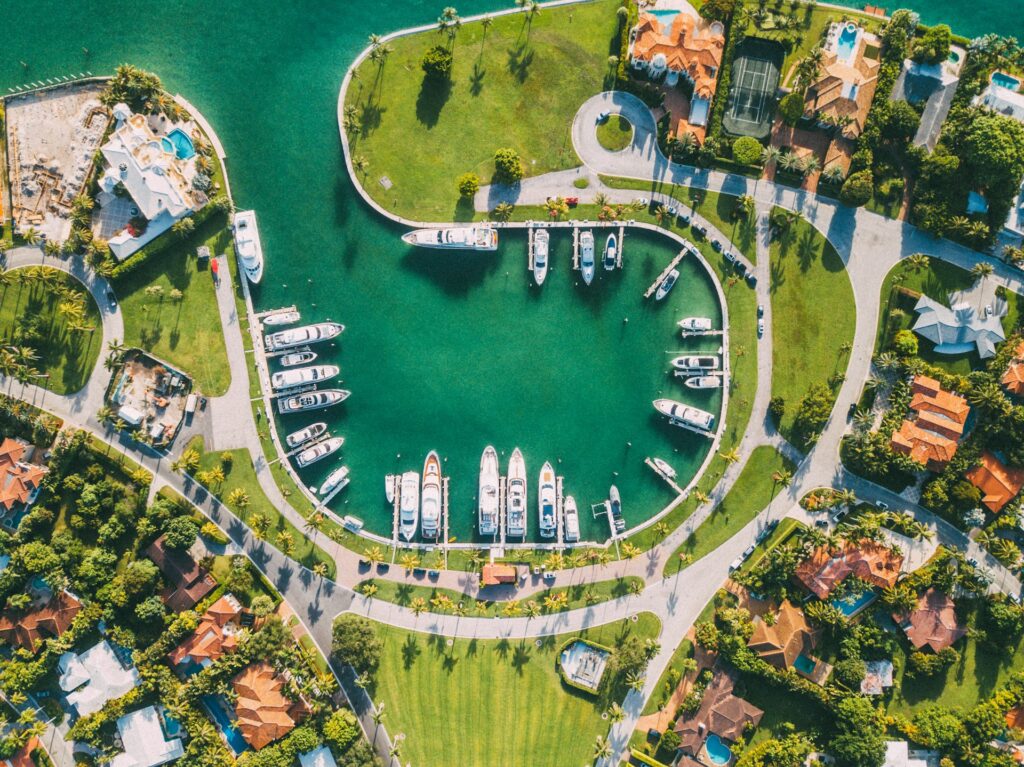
[478,446,499,536]
[421,451,442,540]
[538,462,556,538]
[506,448,527,538]
[399,470,420,541]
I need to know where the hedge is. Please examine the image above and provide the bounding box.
[556,637,614,697]
[615,0,640,84]
[109,204,226,281]
[707,9,746,140]
[631,750,673,767]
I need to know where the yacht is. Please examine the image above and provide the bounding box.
[319,466,350,497]
[563,495,580,543]
[265,322,344,352]
[233,210,264,285]
[579,230,595,285]
[279,351,317,367]
[478,446,500,536]
[609,486,625,533]
[399,470,420,541]
[271,365,340,391]
[278,389,350,414]
[506,448,527,538]
[603,233,617,270]
[652,457,676,479]
[421,451,442,540]
[533,230,549,285]
[653,398,716,435]
[538,462,557,538]
[262,310,300,327]
[655,269,679,301]
[670,354,719,372]
[402,225,498,251]
[385,474,397,504]
[285,422,327,449]
[684,375,723,389]
[295,436,344,468]
[678,317,713,332]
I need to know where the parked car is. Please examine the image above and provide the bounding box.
[876,501,890,510]
[677,213,691,226]
[597,111,610,123]
[711,239,723,252]
[735,261,747,276]
[757,318,765,337]
[724,250,736,264]
[815,519,829,528]
[746,273,757,287]
[757,304,765,318]
[847,402,858,419]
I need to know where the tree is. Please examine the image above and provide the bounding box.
[134,594,166,622]
[960,111,1024,191]
[163,516,199,550]
[171,217,195,239]
[323,708,361,752]
[593,735,613,761]
[698,0,736,22]
[913,24,952,64]
[332,614,383,675]
[421,45,453,79]
[227,487,250,512]
[893,328,919,357]
[840,170,874,207]
[493,147,524,184]
[491,202,515,221]
[733,136,763,166]
[457,172,480,198]
[778,92,805,126]
[830,696,887,767]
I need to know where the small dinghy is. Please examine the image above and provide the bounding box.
[279,351,317,367]
[603,233,617,271]
[263,310,300,327]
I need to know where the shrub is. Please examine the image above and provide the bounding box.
[913,24,952,65]
[493,147,524,184]
[833,657,867,688]
[732,136,763,166]
[163,516,199,550]
[323,709,361,752]
[332,614,383,676]
[699,0,736,23]
[893,329,919,356]
[769,396,786,424]
[199,521,229,546]
[839,170,874,207]
[457,172,480,198]
[171,217,195,239]
[778,92,805,127]
[421,45,453,79]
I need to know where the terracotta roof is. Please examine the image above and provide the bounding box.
[966,452,1024,513]
[793,540,903,599]
[1002,342,1024,396]
[889,376,970,471]
[1007,706,1024,731]
[168,594,242,668]
[0,591,82,653]
[909,375,970,428]
[481,563,517,586]
[232,662,310,750]
[4,736,39,767]
[804,38,879,138]
[747,600,817,669]
[896,588,967,653]
[674,667,763,754]
[631,11,725,99]
[146,535,216,612]
[0,437,47,513]
[890,421,959,471]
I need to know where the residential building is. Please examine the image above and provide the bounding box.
[890,375,970,471]
[794,540,904,599]
[481,563,517,586]
[0,437,48,531]
[299,747,339,767]
[747,600,831,684]
[146,535,216,612]
[674,666,763,756]
[895,588,967,653]
[974,79,1024,123]
[0,590,82,653]
[912,295,1006,359]
[804,23,880,139]
[883,741,933,767]
[232,662,311,750]
[168,594,243,670]
[1002,341,1024,396]
[3,737,39,767]
[966,452,1024,514]
[59,640,141,717]
[110,706,184,767]
[861,659,894,695]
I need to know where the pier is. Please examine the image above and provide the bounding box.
[254,304,297,323]
[617,225,624,268]
[679,329,725,338]
[390,475,401,549]
[264,345,311,359]
[527,226,535,274]
[319,469,350,507]
[571,227,580,271]
[555,476,565,547]
[498,475,508,546]
[276,432,330,462]
[644,457,684,495]
[643,249,686,299]
[441,476,451,567]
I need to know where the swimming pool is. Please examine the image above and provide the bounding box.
[162,128,196,160]
[831,587,876,617]
[705,734,733,765]
[993,71,1021,91]
[793,653,817,675]
[648,8,679,30]
[835,23,860,64]
[201,694,249,755]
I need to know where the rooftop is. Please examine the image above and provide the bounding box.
[168,593,243,669]
[974,82,1024,124]
[747,600,817,670]
[0,590,81,654]
[966,452,1024,514]
[912,295,1006,360]
[110,706,184,767]
[299,746,339,767]
[59,640,141,717]
[895,588,967,653]
[0,437,48,527]
[794,540,903,599]
[146,534,216,612]
[1002,341,1024,396]
[481,563,517,586]
[805,26,880,139]
[3,736,39,767]
[674,666,763,754]
[232,662,310,750]
[890,375,970,472]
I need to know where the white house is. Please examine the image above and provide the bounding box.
[912,294,1006,359]
[299,747,339,767]
[883,741,935,767]
[110,706,184,767]
[59,640,140,717]
[973,79,1024,236]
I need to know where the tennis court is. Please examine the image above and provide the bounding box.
[723,39,783,139]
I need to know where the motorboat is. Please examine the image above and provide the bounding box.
[579,230,595,285]
[278,389,350,414]
[385,474,396,504]
[285,422,327,449]
[233,210,264,285]
[563,495,580,543]
[678,317,713,332]
[402,226,498,251]
[271,364,340,391]
[609,485,625,533]
[652,457,676,479]
[670,355,719,372]
[318,466,350,497]
[655,269,679,301]
[538,462,557,538]
[478,446,500,536]
[603,233,617,270]
[262,310,300,327]
[265,322,344,352]
[421,451,442,540]
[279,351,317,367]
[295,436,344,468]
[506,448,527,538]
[533,230,549,285]
[684,375,722,389]
[399,470,420,541]
[653,398,716,434]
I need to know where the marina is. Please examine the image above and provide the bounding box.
[644,248,687,299]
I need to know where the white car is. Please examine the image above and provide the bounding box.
[757,318,765,337]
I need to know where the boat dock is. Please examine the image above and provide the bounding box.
[390,475,401,548]
[264,344,311,359]
[254,305,297,324]
[279,432,330,461]
[679,329,725,338]
[616,225,624,268]
[319,469,349,507]
[572,227,580,270]
[555,476,565,547]
[498,475,508,546]
[441,476,451,566]
[527,227,536,274]
[644,457,684,495]
[643,249,686,299]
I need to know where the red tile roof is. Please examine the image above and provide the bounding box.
[889,376,970,471]
[803,35,879,138]
[896,588,967,653]
[232,662,310,750]
[168,594,242,668]
[966,452,1024,513]
[631,12,725,99]
[793,540,903,599]
[0,438,47,514]
[747,600,817,670]
[481,563,517,586]
[1002,342,1024,396]
[674,667,763,753]
[0,591,82,653]
[146,535,216,612]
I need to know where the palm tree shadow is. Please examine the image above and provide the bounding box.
[511,641,532,675]
[506,45,534,83]
[469,62,486,96]
[401,634,421,669]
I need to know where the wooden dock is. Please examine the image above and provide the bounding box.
[527,226,535,274]
[390,475,401,548]
[644,457,684,495]
[572,227,580,270]
[441,476,450,568]
[555,476,565,547]
[643,249,686,299]
[498,475,508,546]
[264,344,311,359]
[679,329,725,338]
[617,225,624,268]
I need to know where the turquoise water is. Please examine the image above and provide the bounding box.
[705,734,733,765]
[993,72,1021,91]
[831,587,876,616]
[793,653,816,675]
[166,127,196,159]
[200,694,248,755]
[835,23,859,63]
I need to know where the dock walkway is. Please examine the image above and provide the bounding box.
[643,249,686,299]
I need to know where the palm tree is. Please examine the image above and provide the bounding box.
[313,561,329,578]
[366,546,386,564]
[399,552,421,571]
[593,736,613,762]
[908,253,930,271]
[970,381,1009,415]
[21,228,41,246]
[800,154,821,177]
[607,702,626,723]
[822,164,845,184]
[625,670,646,692]
[971,261,995,310]
[760,146,782,167]
[875,351,900,371]
[692,489,711,506]
[372,703,386,732]
[304,512,325,543]
[736,194,756,219]
[778,151,801,174]
[410,597,428,615]
[655,205,671,226]
[719,447,740,464]
[771,469,793,495]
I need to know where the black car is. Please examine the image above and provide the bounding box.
[677,213,691,226]
[735,261,747,276]
[711,239,723,252]
[746,273,757,287]
[723,250,736,264]
[847,402,858,419]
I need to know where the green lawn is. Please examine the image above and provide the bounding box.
[345,0,622,220]
[734,516,802,578]
[209,554,280,608]
[741,674,830,746]
[665,446,796,576]
[770,211,855,443]
[0,267,102,394]
[116,219,233,396]
[597,114,634,152]
[641,596,718,716]
[372,613,661,767]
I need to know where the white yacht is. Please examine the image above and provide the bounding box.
[538,462,556,538]
[478,446,500,536]
[506,448,527,538]
[233,210,264,284]
[653,398,716,435]
[319,466,350,497]
[579,230,595,285]
[678,317,713,332]
[285,422,327,448]
[399,470,420,541]
[655,269,679,301]
[563,495,580,543]
[670,354,719,372]
[278,389,350,414]
[609,485,625,533]
[402,225,498,251]
[385,474,397,504]
[684,375,722,390]
[271,365,340,391]
[262,310,300,327]
[603,233,617,270]
[533,230,550,285]
[279,351,317,367]
[652,457,676,479]
[265,322,344,352]
[295,436,344,468]
[421,451,442,540]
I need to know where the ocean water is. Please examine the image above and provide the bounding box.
[0,0,1014,539]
